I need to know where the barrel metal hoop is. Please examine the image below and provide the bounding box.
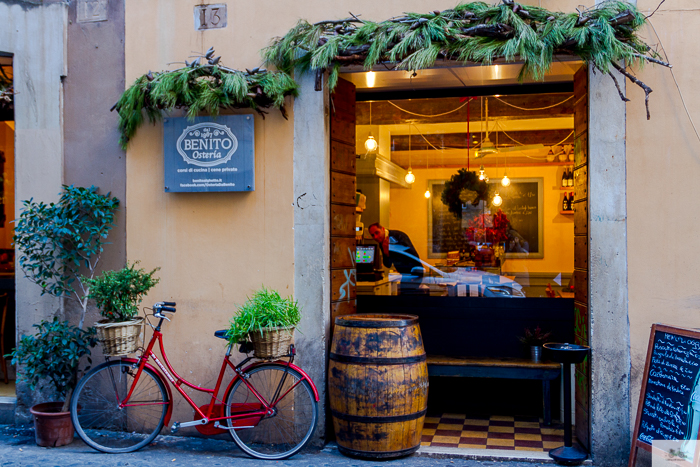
[337,444,420,459]
[329,353,426,365]
[332,408,427,423]
[334,314,418,328]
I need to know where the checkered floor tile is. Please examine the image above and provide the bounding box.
[420,414,567,452]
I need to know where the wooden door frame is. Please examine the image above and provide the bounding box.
[292,66,631,465]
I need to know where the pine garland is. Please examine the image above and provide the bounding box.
[264,1,670,117]
[114,48,299,149]
[0,66,12,112]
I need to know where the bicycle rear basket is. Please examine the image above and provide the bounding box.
[249,326,294,359]
[95,317,144,357]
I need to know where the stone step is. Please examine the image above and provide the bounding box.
[0,396,15,424]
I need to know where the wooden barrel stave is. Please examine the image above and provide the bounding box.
[329,314,428,458]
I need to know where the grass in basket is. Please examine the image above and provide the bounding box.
[227,287,301,345]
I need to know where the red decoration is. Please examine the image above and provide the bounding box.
[465,209,510,243]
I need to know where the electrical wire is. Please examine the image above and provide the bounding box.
[647,19,700,146]
[387,100,470,118]
[494,95,574,111]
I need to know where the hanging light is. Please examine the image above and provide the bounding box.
[478,165,487,181]
[364,134,378,153]
[405,123,415,184]
[492,191,503,207]
[424,189,431,199]
[501,174,511,187]
[405,169,415,184]
[364,101,378,153]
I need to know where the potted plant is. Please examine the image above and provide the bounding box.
[10,319,97,447]
[227,287,301,359]
[11,185,119,446]
[84,262,160,356]
[519,326,553,363]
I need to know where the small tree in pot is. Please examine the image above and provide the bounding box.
[84,262,160,356]
[10,185,119,446]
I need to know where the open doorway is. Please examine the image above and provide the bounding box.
[0,53,17,400]
[330,61,589,455]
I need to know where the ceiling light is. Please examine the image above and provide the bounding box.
[492,191,503,207]
[424,189,431,199]
[501,175,511,187]
[405,169,415,184]
[366,71,376,88]
[364,134,378,153]
[478,165,487,181]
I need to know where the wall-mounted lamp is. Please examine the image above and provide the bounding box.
[424,189,431,199]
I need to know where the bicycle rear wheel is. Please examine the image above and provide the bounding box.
[225,363,318,460]
[71,360,169,453]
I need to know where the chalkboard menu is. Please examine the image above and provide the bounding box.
[630,324,700,465]
[427,178,543,259]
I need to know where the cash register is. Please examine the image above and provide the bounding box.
[356,245,384,282]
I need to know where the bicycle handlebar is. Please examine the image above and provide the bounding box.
[161,306,176,312]
[162,301,176,307]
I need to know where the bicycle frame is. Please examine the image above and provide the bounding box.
[118,326,319,432]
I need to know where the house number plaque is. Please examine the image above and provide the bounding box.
[194,4,227,30]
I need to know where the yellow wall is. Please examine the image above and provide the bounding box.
[388,165,574,274]
[626,0,700,429]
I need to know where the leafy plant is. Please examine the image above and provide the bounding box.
[13,185,120,330]
[519,326,553,346]
[227,287,301,345]
[85,262,160,323]
[264,1,669,118]
[114,47,298,149]
[10,318,98,409]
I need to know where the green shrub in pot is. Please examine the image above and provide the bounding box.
[227,287,301,345]
[85,262,160,323]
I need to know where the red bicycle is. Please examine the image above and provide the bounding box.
[70,301,319,460]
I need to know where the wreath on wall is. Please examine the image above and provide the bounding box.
[441,168,490,218]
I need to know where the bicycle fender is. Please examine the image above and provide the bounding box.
[120,357,174,427]
[227,361,320,402]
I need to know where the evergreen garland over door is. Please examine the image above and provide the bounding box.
[330,78,357,330]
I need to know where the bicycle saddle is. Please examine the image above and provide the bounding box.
[214,330,227,339]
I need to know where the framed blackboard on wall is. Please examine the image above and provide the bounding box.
[427,177,543,259]
[629,324,700,466]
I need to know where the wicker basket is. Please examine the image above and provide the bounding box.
[249,326,295,359]
[95,317,145,357]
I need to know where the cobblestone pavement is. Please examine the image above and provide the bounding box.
[0,425,567,467]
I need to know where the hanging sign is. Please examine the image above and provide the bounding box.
[163,115,254,193]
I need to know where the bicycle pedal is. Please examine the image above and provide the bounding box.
[170,422,180,434]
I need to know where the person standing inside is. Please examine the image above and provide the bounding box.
[367,223,422,276]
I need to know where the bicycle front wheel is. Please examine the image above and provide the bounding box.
[71,360,169,453]
[225,363,318,460]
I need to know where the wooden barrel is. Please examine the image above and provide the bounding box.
[329,314,428,459]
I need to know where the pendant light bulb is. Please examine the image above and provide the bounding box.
[501,174,511,187]
[364,134,378,153]
[478,165,487,181]
[424,189,431,199]
[405,169,415,184]
[492,191,503,207]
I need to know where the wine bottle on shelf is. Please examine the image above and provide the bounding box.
[568,192,574,210]
[561,169,567,188]
[567,168,574,187]
[562,193,569,212]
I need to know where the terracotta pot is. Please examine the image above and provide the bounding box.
[29,402,73,447]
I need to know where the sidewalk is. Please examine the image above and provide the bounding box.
[0,425,574,467]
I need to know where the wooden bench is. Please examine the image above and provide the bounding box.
[426,356,561,425]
